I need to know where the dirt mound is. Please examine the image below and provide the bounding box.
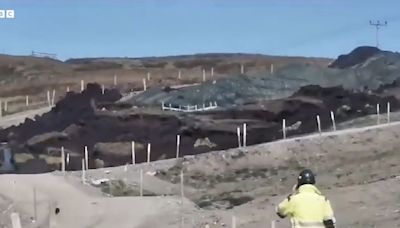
[0,83,121,142]
[2,82,398,173]
[329,46,381,69]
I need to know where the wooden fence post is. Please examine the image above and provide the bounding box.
[51,89,56,106]
[147,72,151,81]
[211,67,214,77]
[140,169,143,197]
[26,95,29,107]
[282,119,286,139]
[377,103,380,125]
[237,126,242,147]
[143,78,147,91]
[0,100,2,118]
[316,115,321,135]
[81,159,86,184]
[202,69,206,82]
[84,146,89,170]
[66,153,70,166]
[176,135,181,158]
[180,170,184,204]
[33,187,37,222]
[10,212,22,228]
[61,146,65,173]
[4,100,7,112]
[114,75,117,86]
[147,143,151,163]
[330,111,336,131]
[81,80,85,92]
[271,64,274,74]
[243,123,247,147]
[47,90,51,107]
[131,141,136,165]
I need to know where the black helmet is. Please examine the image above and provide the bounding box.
[297,169,316,186]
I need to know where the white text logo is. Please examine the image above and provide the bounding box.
[0,10,15,19]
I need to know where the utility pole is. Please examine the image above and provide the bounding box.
[369,20,387,48]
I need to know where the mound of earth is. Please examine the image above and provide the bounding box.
[130,47,400,107]
[328,46,381,69]
[0,82,398,173]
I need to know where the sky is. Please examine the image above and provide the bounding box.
[0,0,399,60]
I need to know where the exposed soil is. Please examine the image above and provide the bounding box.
[0,82,398,173]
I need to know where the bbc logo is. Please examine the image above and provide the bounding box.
[0,10,15,19]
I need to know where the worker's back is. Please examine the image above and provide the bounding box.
[289,185,332,222]
[277,184,334,228]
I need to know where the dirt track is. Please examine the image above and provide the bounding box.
[0,107,51,129]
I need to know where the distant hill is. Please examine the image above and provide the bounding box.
[0,52,332,97]
[131,46,400,107]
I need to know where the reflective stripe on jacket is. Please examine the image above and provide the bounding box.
[277,184,335,228]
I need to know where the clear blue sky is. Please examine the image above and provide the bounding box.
[0,0,399,60]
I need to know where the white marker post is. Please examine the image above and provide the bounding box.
[4,100,7,112]
[139,169,143,197]
[61,146,65,173]
[271,64,274,74]
[211,67,214,77]
[232,215,237,228]
[282,119,286,139]
[271,220,276,228]
[176,135,181,158]
[330,111,336,131]
[180,170,184,204]
[25,95,29,107]
[33,187,37,222]
[240,64,244,74]
[243,123,247,147]
[131,141,136,165]
[66,86,70,93]
[114,75,117,86]
[81,80,85,92]
[47,91,51,107]
[10,213,22,228]
[377,103,380,125]
[101,85,105,95]
[387,102,391,123]
[84,146,89,170]
[143,78,147,91]
[202,69,206,82]
[178,70,181,80]
[147,72,151,81]
[81,159,86,184]
[316,115,322,135]
[66,153,70,166]
[147,143,151,163]
[0,101,2,118]
[51,89,56,106]
[236,126,241,147]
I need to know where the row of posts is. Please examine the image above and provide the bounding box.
[281,103,391,139]
[0,63,276,118]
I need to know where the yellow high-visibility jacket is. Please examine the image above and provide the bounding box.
[276,184,335,228]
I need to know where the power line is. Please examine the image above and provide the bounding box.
[369,20,388,48]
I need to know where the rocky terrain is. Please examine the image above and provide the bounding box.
[0,120,399,227]
[0,46,400,227]
[1,46,400,174]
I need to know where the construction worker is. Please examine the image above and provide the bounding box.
[276,169,336,228]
